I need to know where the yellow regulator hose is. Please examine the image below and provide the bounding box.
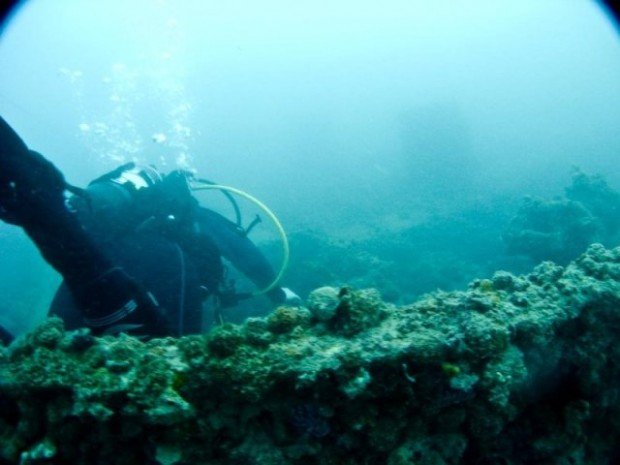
[190,183,290,296]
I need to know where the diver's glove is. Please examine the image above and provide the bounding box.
[75,268,170,338]
[268,287,302,306]
[282,287,302,306]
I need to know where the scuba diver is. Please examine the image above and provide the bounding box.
[0,115,299,343]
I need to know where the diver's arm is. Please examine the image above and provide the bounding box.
[0,116,106,285]
[194,207,288,302]
[0,116,168,335]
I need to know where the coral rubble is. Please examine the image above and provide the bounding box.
[1,245,620,464]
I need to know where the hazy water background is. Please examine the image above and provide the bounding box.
[0,0,619,333]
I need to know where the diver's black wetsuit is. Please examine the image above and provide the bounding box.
[0,115,282,338]
[49,206,282,335]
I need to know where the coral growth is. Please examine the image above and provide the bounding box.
[505,170,620,264]
[1,245,620,464]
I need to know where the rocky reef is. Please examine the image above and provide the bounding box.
[1,244,619,464]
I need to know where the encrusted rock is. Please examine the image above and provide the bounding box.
[0,244,618,464]
[306,286,341,321]
[266,306,312,334]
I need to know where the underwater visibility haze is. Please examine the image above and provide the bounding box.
[0,0,618,331]
[0,1,620,464]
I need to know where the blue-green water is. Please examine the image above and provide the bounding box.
[0,0,619,334]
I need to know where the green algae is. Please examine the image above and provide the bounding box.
[0,244,619,464]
